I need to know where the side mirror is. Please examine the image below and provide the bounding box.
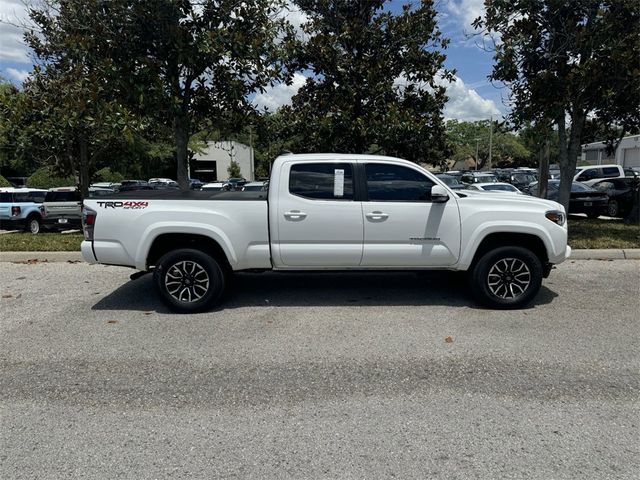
[431,184,450,203]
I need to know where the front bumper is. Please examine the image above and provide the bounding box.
[81,241,97,263]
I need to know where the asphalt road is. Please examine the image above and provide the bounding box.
[1,260,638,479]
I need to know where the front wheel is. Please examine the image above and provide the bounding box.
[469,246,543,309]
[607,199,619,217]
[153,248,226,313]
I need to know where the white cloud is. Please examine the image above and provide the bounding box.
[395,72,502,121]
[445,0,485,32]
[253,72,307,111]
[439,75,502,121]
[0,0,31,63]
[6,67,29,82]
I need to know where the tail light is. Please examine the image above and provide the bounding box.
[11,206,21,217]
[82,206,97,241]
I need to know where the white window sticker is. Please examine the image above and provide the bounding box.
[334,169,345,197]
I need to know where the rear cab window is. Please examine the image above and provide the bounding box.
[289,163,354,200]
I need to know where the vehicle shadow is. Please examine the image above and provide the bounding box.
[91,271,558,312]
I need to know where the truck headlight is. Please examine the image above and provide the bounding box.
[545,210,565,226]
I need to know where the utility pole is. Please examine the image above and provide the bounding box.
[488,116,493,170]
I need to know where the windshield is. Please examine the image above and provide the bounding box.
[512,173,536,183]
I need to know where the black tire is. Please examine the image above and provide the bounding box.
[469,246,543,309]
[607,199,619,217]
[153,248,226,313]
[25,215,41,234]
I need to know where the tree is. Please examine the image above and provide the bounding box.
[446,120,530,168]
[475,1,640,210]
[227,160,242,178]
[285,0,451,165]
[102,0,293,189]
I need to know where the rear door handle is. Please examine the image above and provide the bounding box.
[365,211,389,220]
[284,210,307,220]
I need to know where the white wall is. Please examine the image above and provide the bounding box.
[581,135,640,168]
[192,141,255,181]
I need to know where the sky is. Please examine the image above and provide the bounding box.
[0,0,505,122]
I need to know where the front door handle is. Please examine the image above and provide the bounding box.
[365,211,389,220]
[284,210,307,220]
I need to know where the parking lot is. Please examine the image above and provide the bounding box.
[1,260,638,479]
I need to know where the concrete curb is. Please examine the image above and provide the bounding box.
[1,249,639,263]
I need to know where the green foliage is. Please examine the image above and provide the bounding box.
[26,167,75,189]
[446,120,530,168]
[93,167,124,184]
[0,174,11,187]
[475,0,640,209]
[284,0,451,166]
[227,160,242,178]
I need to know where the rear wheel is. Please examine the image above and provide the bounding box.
[26,215,41,234]
[469,246,543,309]
[607,199,619,217]
[153,248,226,313]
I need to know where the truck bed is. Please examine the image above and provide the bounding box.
[98,190,268,201]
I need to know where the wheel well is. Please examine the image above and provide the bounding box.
[471,232,548,266]
[146,233,231,271]
[26,212,41,220]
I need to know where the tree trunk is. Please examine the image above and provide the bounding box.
[538,139,550,199]
[556,114,572,212]
[557,111,587,212]
[78,137,90,199]
[174,115,190,191]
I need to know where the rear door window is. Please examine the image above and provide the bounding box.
[602,167,620,178]
[289,163,354,200]
[0,192,12,202]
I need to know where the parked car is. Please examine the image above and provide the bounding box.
[460,171,498,185]
[573,164,625,186]
[435,174,465,190]
[496,170,538,191]
[91,182,120,191]
[0,188,47,233]
[88,187,116,197]
[529,180,608,218]
[149,180,180,190]
[119,180,152,192]
[466,182,523,194]
[43,187,82,231]
[591,178,640,218]
[241,181,269,192]
[81,153,570,312]
[225,177,247,190]
[201,182,231,192]
[189,178,204,190]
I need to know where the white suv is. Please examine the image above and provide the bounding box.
[574,164,624,186]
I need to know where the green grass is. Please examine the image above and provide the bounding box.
[0,216,638,251]
[568,216,640,249]
[0,232,84,251]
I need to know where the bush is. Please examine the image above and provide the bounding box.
[26,167,76,189]
[0,174,11,187]
[94,167,124,183]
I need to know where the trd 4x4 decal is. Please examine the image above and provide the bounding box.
[96,201,149,209]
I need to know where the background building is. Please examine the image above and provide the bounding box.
[581,134,640,169]
[191,141,255,182]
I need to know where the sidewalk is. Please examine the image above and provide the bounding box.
[1,250,639,263]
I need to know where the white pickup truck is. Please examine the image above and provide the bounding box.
[81,154,571,312]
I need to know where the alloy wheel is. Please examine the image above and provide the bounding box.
[164,260,210,303]
[487,258,531,300]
